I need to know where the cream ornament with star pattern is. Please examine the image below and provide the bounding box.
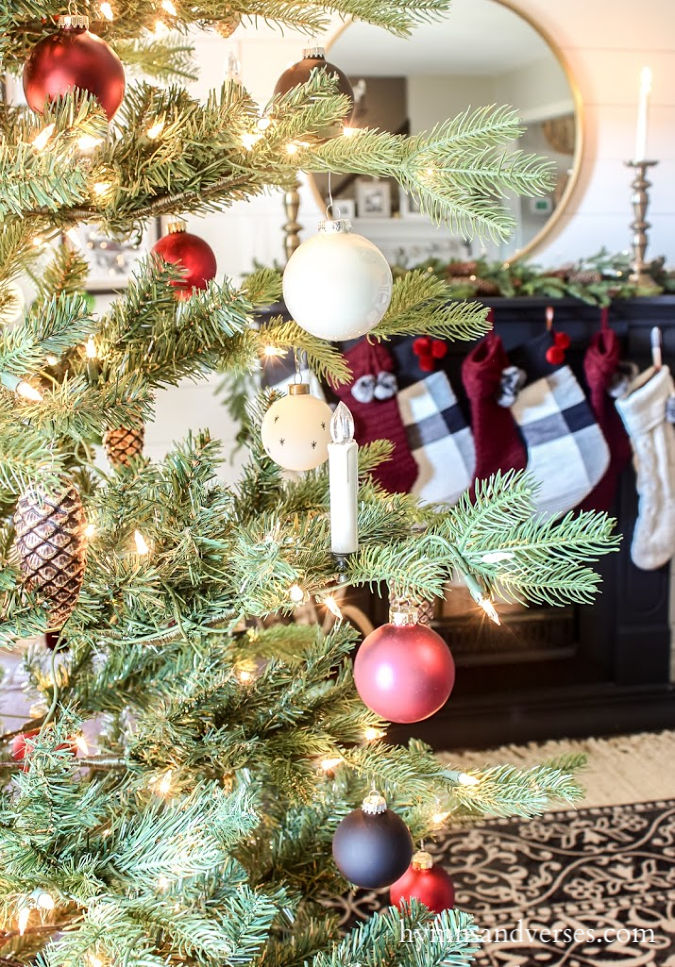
[261,383,332,472]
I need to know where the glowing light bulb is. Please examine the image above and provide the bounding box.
[18,906,30,936]
[285,142,299,155]
[478,595,501,626]
[153,18,169,36]
[74,734,89,756]
[157,770,172,797]
[146,119,165,140]
[16,380,43,402]
[481,551,515,564]
[323,595,342,620]
[256,116,271,131]
[32,123,56,151]
[458,772,480,787]
[262,345,283,357]
[77,133,103,153]
[93,181,112,197]
[46,354,59,366]
[320,756,343,772]
[84,523,97,539]
[100,2,114,20]
[289,583,304,604]
[87,955,104,967]
[161,0,177,13]
[342,125,357,138]
[236,665,255,684]
[134,530,149,555]
[364,727,384,743]
[36,891,55,911]
[157,875,169,891]
[431,810,450,826]
[240,132,262,150]
[85,336,97,359]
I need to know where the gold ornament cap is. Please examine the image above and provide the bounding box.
[288,382,310,396]
[57,13,89,29]
[167,218,187,234]
[362,792,387,815]
[411,850,434,871]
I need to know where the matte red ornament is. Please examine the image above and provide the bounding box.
[274,46,354,131]
[23,16,125,121]
[10,729,79,771]
[390,850,456,914]
[353,615,455,723]
[152,221,217,299]
[554,331,571,350]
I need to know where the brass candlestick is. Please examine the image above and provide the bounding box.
[625,160,658,287]
[282,178,302,263]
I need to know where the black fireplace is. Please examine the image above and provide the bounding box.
[382,296,675,750]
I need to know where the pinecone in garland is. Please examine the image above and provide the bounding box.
[13,484,87,630]
[103,423,144,468]
[389,588,436,626]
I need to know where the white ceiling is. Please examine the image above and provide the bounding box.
[330,0,552,76]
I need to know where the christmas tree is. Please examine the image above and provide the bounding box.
[0,1,620,964]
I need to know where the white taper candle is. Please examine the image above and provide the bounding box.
[328,401,359,556]
[634,66,652,162]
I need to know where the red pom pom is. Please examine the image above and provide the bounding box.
[23,24,125,120]
[354,620,455,723]
[431,340,448,359]
[10,730,79,770]
[152,227,217,298]
[545,345,565,365]
[412,337,432,356]
[418,356,434,372]
[390,852,455,914]
[554,331,571,350]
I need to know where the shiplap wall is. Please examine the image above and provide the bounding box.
[141,0,675,470]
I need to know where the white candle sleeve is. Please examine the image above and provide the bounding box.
[328,402,359,556]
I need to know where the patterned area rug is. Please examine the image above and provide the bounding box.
[326,799,675,966]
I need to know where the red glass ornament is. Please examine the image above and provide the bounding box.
[353,617,455,723]
[10,730,79,771]
[23,17,125,121]
[390,850,455,914]
[152,222,217,299]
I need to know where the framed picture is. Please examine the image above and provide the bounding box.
[398,187,425,219]
[68,218,161,293]
[356,179,391,218]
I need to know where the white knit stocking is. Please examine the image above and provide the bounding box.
[615,365,675,571]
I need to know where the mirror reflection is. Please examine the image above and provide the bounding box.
[311,0,580,266]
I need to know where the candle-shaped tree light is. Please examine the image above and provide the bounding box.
[328,401,358,559]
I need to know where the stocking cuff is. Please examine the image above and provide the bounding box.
[616,365,675,435]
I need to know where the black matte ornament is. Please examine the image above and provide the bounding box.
[332,795,413,889]
[274,46,354,131]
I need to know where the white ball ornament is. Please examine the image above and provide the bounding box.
[283,218,393,341]
[261,383,332,472]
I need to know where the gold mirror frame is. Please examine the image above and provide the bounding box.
[308,0,584,264]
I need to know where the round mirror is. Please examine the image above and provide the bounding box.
[309,0,582,266]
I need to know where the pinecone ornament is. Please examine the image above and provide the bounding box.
[389,589,436,626]
[13,484,87,630]
[103,423,144,467]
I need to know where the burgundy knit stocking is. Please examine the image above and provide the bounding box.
[462,330,527,487]
[579,311,632,511]
[334,339,418,494]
